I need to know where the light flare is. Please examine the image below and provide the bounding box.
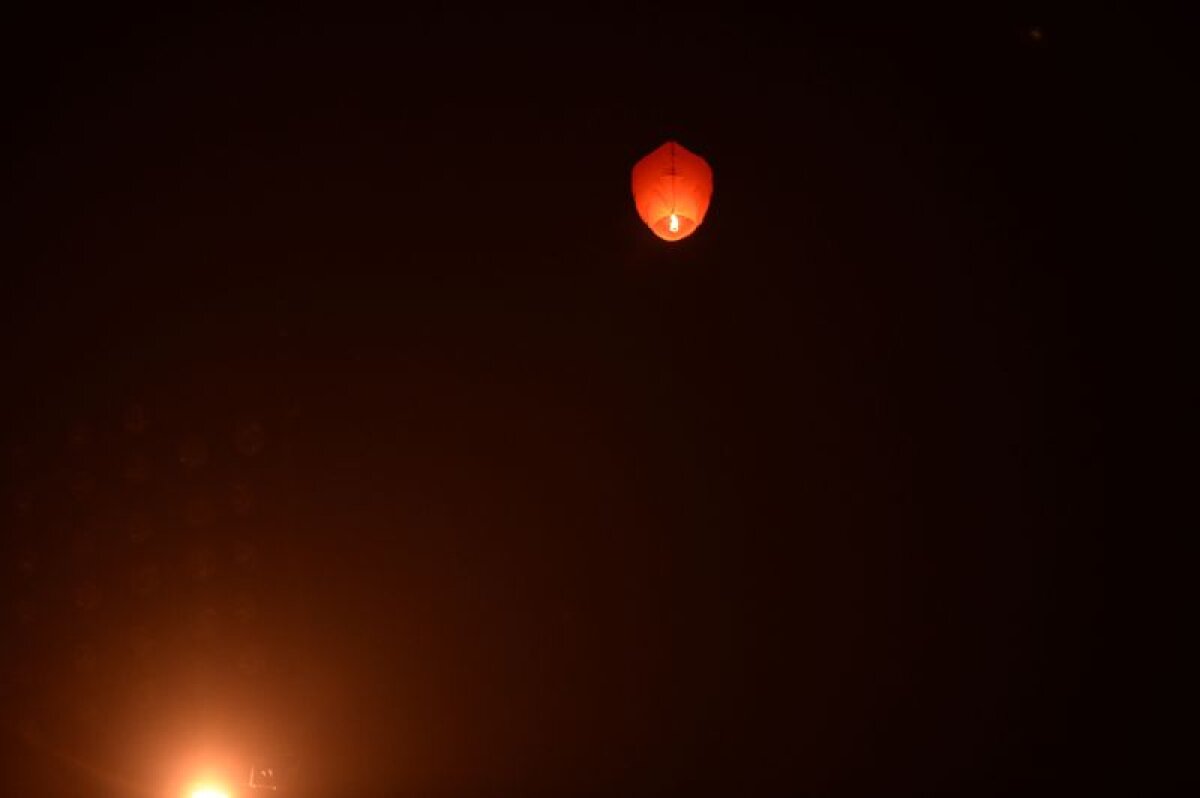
[190,786,230,798]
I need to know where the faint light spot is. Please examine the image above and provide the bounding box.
[132,677,161,711]
[16,549,37,578]
[233,592,258,624]
[1025,25,1047,45]
[234,418,266,457]
[17,716,44,743]
[233,539,258,569]
[186,546,216,582]
[238,645,266,676]
[194,606,220,640]
[67,471,96,501]
[123,453,152,484]
[128,625,156,660]
[230,482,255,516]
[123,403,149,434]
[74,581,102,612]
[73,643,97,674]
[68,423,92,450]
[184,495,216,528]
[70,530,96,559]
[77,699,101,728]
[178,435,209,468]
[131,562,161,596]
[12,598,37,626]
[11,488,34,517]
[126,511,155,543]
[7,443,31,471]
[11,660,36,690]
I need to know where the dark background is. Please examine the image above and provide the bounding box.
[1,7,1183,797]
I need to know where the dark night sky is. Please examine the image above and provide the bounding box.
[1,7,1184,798]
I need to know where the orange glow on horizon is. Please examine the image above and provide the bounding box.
[189,786,230,798]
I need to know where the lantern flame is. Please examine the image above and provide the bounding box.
[668,213,680,233]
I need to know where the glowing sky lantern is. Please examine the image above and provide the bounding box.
[631,140,713,242]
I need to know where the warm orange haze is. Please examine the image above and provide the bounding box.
[1,8,1153,797]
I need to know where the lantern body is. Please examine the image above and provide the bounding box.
[631,140,713,242]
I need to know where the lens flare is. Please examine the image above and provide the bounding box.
[190,786,230,798]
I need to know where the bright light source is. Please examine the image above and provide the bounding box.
[668,213,680,233]
[190,786,230,798]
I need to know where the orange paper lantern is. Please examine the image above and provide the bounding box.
[631,140,713,242]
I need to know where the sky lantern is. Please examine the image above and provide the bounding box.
[631,140,713,242]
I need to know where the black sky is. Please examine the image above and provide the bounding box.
[1,8,1183,798]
